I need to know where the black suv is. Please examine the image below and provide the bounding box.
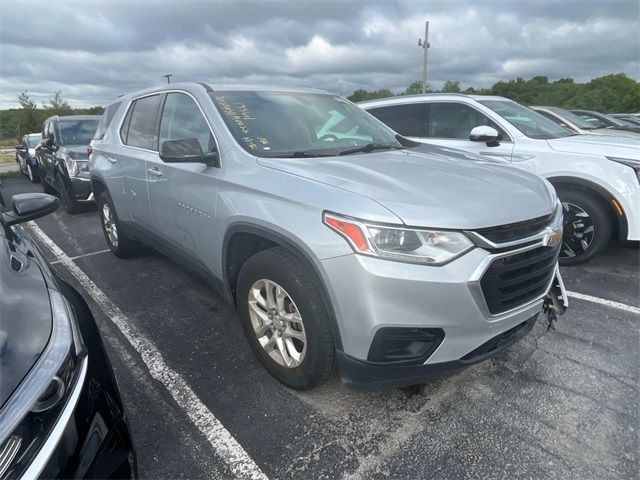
[36,115,100,213]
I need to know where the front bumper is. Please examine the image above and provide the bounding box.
[321,243,563,390]
[619,189,640,241]
[22,280,136,479]
[69,176,93,202]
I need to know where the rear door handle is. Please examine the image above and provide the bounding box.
[107,157,118,164]
[147,167,163,177]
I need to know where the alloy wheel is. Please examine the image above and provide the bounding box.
[102,203,119,248]
[247,279,307,368]
[560,201,595,258]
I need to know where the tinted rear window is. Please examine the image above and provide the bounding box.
[94,102,121,140]
[122,95,161,150]
[368,104,426,137]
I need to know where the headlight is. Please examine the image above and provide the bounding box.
[63,157,89,177]
[0,290,86,479]
[323,212,474,265]
[606,156,640,182]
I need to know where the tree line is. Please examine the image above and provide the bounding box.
[0,91,103,143]
[1,73,638,143]
[348,73,640,113]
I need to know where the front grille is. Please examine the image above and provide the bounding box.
[480,244,559,315]
[474,213,553,244]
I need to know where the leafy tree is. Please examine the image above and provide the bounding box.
[441,80,461,93]
[43,91,71,115]
[17,91,40,135]
[401,80,428,95]
[347,88,393,102]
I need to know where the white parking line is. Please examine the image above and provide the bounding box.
[50,249,111,265]
[27,222,268,480]
[567,290,640,316]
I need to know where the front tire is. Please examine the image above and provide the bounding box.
[558,188,611,266]
[98,191,143,258]
[56,175,80,214]
[236,247,335,390]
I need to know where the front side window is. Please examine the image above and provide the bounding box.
[159,93,216,154]
[480,100,572,139]
[123,95,161,150]
[210,91,401,158]
[368,104,426,137]
[426,103,508,140]
[56,119,100,146]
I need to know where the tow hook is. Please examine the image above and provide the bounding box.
[543,265,569,330]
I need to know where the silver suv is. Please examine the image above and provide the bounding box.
[89,83,565,390]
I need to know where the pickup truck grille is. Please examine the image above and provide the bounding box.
[480,244,560,315]
[474,213,554,244]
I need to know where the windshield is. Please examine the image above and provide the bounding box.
[546,107,596,130]
[27,134,41,147]
[56,119,99,146]
[210,91,402,157]
[479,100,573,139]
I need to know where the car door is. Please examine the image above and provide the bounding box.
[147,91,220,269]
[115,94,162,230]
[39,121,59,187]
[366,103,426,142]
[422,102,514,163]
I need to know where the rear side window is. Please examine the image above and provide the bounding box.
[94,102,121,140]
[121,94,161,150]
[368,104,426,137]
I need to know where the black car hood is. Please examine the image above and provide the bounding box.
[0,231,52,408]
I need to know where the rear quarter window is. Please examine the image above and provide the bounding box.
[367,104,426,137]
[94,102,121,140]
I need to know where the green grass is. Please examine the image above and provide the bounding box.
[0,153,15,164]
[0,170,21,179]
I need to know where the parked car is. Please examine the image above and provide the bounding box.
[15,133,42,182]
[570,109,640,134]
[35,115,100,214]
[0,186,136,478]
[531,106,640,138]
[610,113,640,126]
[90,83,566,391]
[359,94,640,265]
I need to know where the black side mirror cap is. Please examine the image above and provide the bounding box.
[1,193,59,228]
[159,138,219,167]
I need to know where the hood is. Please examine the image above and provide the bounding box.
[60,145,90,160]
[589,128,640,139]
[257,148,555,229]
[0,233,52,409]
[548,134,640,160]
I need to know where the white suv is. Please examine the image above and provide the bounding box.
[360,94,640,265]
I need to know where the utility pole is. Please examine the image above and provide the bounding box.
[163,74,173,84]
[418,21,429,93]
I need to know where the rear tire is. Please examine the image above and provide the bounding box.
[236,247,335,390]
[557,188,611,266]
[98,191,143,258]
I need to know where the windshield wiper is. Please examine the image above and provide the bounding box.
[264,151,322,158]
[337,143,402,156]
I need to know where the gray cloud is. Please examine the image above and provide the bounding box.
[0,0,637,108]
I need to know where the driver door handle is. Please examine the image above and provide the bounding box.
[147,167,163,177]
[107,157,118,164]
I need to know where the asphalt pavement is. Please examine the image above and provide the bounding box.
[2,175,638,479]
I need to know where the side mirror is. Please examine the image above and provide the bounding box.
[469,126,500,146]
[159,138,218,166]
[1,193,59,229]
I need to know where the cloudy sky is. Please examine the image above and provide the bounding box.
[0,0,638,109]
